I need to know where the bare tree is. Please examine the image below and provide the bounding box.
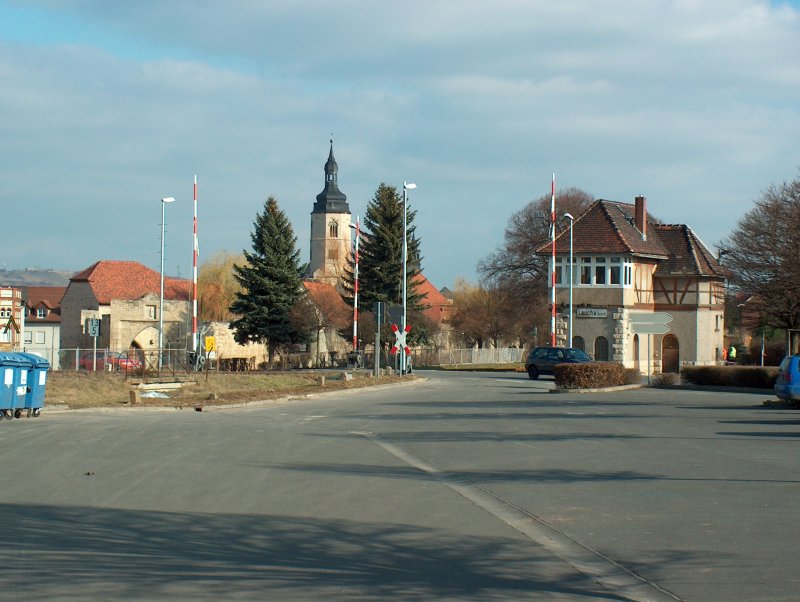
[721,175,800,331]
[478,188,594,344]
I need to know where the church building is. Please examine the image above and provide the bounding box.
[307,141,352,286]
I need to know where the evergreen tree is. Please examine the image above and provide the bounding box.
[229,196,308,364]
[344,183,425,310]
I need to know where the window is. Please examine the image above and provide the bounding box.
[35,331,46,344]
[36,308,47,319]
[24,331,32,344]
[572,256,633,287]
[580,257,591,284]
[329,220,339,238]
[595,256,607,285]
[146,305,157,320]
[610,257,621,285]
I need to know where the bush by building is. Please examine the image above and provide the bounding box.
[680,366,778,389]
[554,362,625,389]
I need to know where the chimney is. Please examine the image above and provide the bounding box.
[634,195,647,241]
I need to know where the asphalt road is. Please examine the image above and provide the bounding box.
[0,370,797,601]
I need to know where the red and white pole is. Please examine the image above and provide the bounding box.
[192,174,198,354]
[352,215,360,351]
[550,173,557,347]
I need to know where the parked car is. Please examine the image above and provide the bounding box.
[79,351,142,371]
[525,346,592,380]
[774,355,800,403]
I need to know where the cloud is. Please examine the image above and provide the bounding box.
[1,0,799,287]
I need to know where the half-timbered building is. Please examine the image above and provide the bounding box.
[539,196,726,373]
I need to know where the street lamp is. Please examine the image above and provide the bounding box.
[564,212,574,347]
[159,196,176,370]
[349,216,360,355]
[401,182,416,376]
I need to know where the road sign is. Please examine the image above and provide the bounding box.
[391,323,411,355]
[630,322,671,335]
[628,312,672,325]
[205,336,216,352]
[85,318,100,337]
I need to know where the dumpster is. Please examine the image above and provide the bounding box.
[18,353,50,417]
[0,353,30,420]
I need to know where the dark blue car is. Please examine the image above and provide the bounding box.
[525,346,592,380]
[775,355,800,403]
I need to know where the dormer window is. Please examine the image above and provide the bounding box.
[36,308,47,319]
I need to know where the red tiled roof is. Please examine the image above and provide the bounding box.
[25,286,67,324]
[25,286,67,310]
[71,260,190,304]
[537,199,724,277]
[302,280,351,327]
[653,224,727,277]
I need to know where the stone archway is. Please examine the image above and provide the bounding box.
[132,326,159,370]
[662,334,680,373]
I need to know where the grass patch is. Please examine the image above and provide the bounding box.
[45,371,407,410]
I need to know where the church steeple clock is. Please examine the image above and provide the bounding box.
[308,140,351,285]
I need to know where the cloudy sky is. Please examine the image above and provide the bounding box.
[2,1,799,289]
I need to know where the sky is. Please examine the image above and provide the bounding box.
[1,1,799,290]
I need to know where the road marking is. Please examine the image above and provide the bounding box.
[357,431,682,602]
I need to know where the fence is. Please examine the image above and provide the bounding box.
[57,347,195,375]
[410,347,525,367]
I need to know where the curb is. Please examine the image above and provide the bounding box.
[549,384,643,394]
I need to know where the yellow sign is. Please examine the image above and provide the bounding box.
[204,336,216,352]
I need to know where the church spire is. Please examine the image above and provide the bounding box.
[313,138,349,214]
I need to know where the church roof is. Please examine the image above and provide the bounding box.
[312,141,350,215]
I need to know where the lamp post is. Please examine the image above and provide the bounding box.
[349,216,360,354]
[401,182,416,376]
[564,212,574,348]
[159,196,176,370]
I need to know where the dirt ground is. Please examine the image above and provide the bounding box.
[44,370,408,410]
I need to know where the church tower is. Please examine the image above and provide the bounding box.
[308,141,351,286]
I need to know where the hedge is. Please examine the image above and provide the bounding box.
[680,366,778,389]
[554,362,626,389]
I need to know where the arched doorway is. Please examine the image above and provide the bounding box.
[633,334,640,372]
[594,336,609,361]
[662,335,680,373]
[572,336,585,351]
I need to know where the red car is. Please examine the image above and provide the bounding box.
[79,351,143,371]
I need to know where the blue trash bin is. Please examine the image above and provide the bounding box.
[18,353,50,417]
[0,353,29,419]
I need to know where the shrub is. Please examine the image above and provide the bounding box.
[624,369,642,385]
[554,362,625,389]
[680,366,778,389]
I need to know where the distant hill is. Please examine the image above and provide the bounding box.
[0,268,75,287]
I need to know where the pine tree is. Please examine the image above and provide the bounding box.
[229,196,308,365]
[344,183,425,310]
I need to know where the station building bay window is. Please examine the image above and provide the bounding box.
[554,256,633,287]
